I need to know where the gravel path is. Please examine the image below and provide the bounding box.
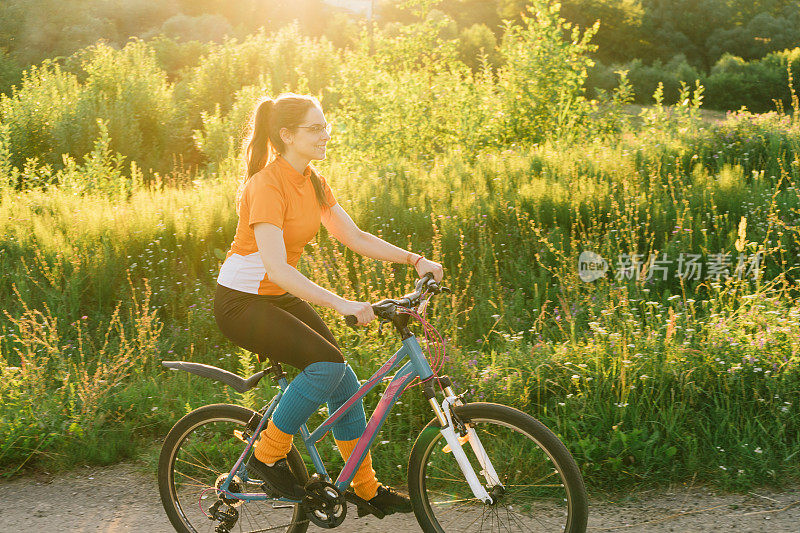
[1,462,798,532]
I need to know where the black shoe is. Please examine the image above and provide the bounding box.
[246,454,305,499]
[357,485,413,517]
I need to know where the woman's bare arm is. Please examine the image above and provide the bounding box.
[322,204,444,280]
[322,204,419,264]
[253,222,347,310]
[253,222,376,324]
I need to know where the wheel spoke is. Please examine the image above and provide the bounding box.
[428,462,470,480]
[175,453,220,476]
[427,475,473,483]
[506,507,537,532]
[476,504,489,532]
[412,407,587,532]
[159,406,308,533]
[174,470,213,491]
[430,496,481,505]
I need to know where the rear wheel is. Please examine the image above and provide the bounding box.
[158,403,309,533]
[408,402,588,532]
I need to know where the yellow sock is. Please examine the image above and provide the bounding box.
[336,438,380,500]
[254,419,293,465]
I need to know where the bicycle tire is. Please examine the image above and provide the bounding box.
[408,402,588,533]
[158,403,310,533]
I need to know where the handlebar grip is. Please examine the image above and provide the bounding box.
[345,315,358,328]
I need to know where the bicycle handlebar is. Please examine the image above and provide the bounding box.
[344,272,449,328]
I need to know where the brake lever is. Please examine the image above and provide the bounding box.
[425,281,451,295]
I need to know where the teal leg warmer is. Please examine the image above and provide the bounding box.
[326,364,367,440]
[272,361,346,434]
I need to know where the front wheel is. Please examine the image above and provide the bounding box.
[408,402,588,532]
[158,403,309,533]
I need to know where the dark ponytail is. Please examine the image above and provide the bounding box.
[245,98,276,180]
[237,93,330,211]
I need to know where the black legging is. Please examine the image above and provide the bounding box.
[214,283,344,370]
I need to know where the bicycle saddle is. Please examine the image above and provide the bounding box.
[162,360,267,393]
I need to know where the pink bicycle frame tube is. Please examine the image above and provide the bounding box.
[335,362,417,490]
[308,345,407,442]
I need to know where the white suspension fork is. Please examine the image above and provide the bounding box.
[463,424,502,487]
[437,396,504,503]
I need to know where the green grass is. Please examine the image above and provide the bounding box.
[1,0,799,500]
[2,105,800,493]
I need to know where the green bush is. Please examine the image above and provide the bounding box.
[496,2,598,143]
[625,54,701,105]
[60,40,178,175]
[148,36,211,82]
[157,13,233,44]
[585,59,619,99]
[0,49,22,97]
[706,10,800,63]
[457,23,499,70]
[703,48,800,112]
[587,49,800,112]
[178,24,340,145]
[0,42,179,179]
[193,85,264,167]
[328,5,502,160]
[0,61,80,179]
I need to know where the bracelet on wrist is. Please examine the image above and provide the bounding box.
[406,252,422,266]
[414,255,424,267]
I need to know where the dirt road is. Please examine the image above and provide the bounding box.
[1,462,798,532]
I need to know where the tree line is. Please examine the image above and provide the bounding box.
[1,0,799,111]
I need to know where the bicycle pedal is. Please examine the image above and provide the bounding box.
[345,491,386,519]
[442,433,470,453]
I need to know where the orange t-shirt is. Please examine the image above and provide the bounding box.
[217,155,337,295]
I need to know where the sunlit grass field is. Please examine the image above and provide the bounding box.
[1,0,799,495]
[2,103,799,493]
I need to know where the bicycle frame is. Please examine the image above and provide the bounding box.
[217,331,497,505]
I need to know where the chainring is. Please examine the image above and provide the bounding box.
[302,476,346,529]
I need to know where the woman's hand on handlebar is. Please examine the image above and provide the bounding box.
[415,257,444,282]
[336,299,376,326]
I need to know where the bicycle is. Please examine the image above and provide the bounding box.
[158,272,589,532]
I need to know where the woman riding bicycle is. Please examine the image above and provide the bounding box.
[213,93,444,517]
